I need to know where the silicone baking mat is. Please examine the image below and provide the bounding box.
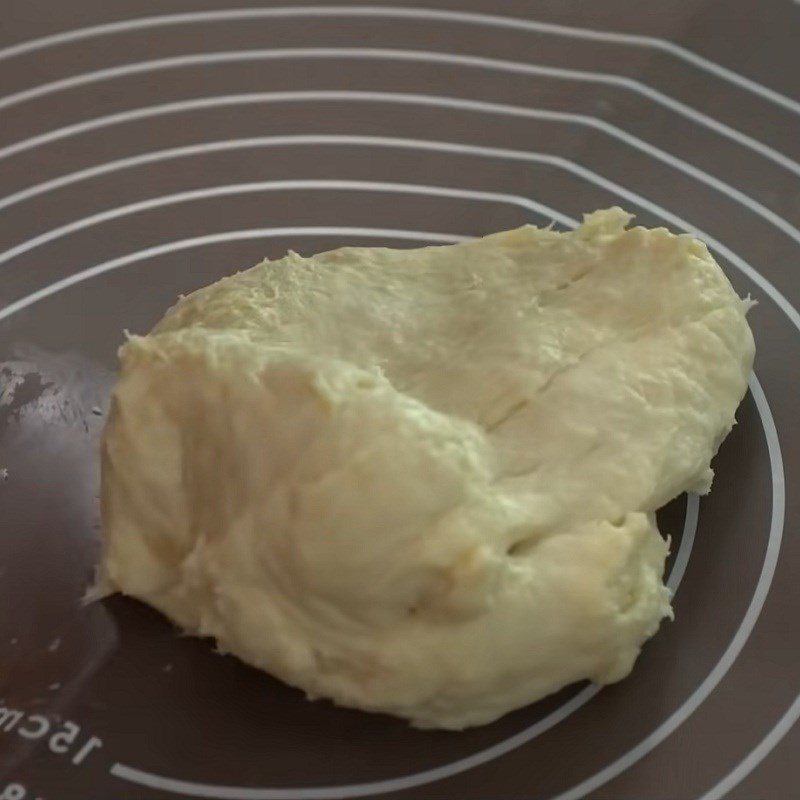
[1,1,798,798]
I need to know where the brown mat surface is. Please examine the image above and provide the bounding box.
[1,2,798,798]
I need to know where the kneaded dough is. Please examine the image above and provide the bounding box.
[100,209,754,729]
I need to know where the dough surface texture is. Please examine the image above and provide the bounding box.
[100,208,754,729]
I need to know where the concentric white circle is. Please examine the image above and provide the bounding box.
[0,7,795,799]
[0,5,797,117]
[1,134,797,332]
[2,89,799,251]
[1,45,797,180]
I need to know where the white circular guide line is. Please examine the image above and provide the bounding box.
[1,132,798,339]
[0,214,702,798]
[0,228,462,327]
[0,5,795,117]
[698,690,800,800]
[2,89,800,253]
[0,178,574,270]
[1,47,797,181]
[666,491,699,593]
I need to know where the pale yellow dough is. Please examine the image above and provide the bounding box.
[100,209,754,729]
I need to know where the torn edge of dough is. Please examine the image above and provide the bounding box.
[578,206,634,238]
[82,564,114,605]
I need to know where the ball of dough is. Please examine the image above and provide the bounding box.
[100,208,754,729]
